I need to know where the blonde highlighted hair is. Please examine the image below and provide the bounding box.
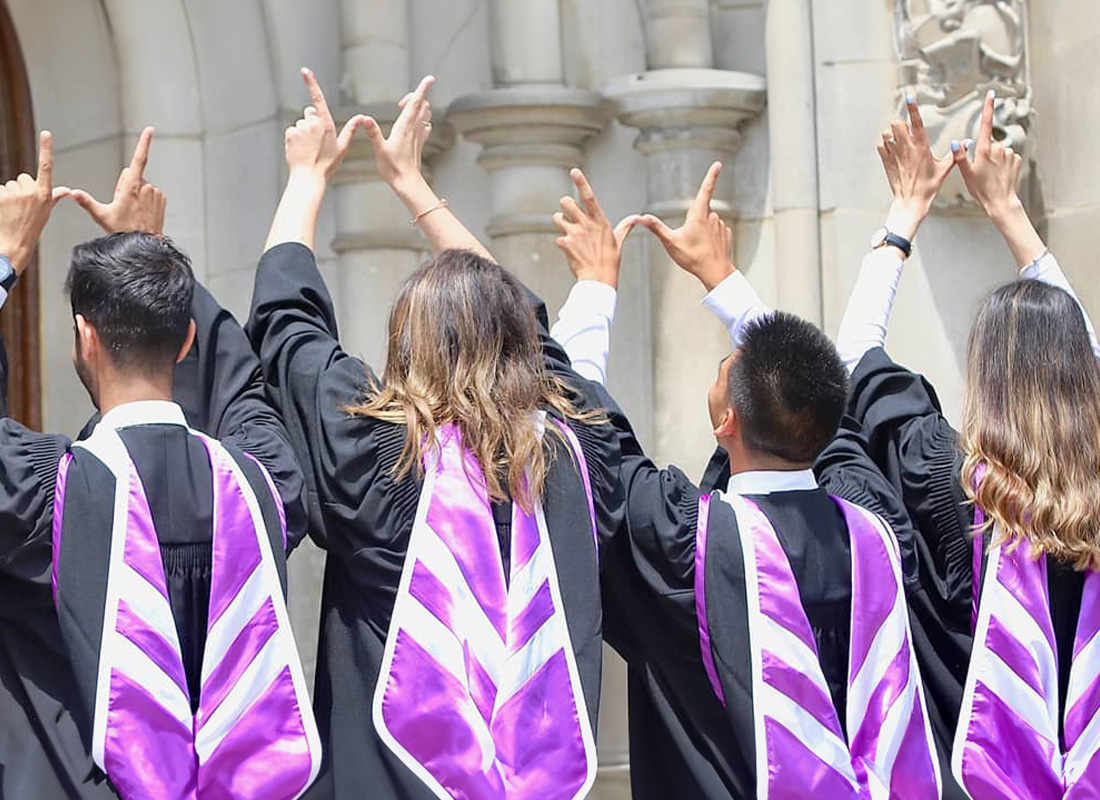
[346,249,600,512]
[960,279,1100,570]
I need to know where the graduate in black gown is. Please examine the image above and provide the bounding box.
[837,93,1100,798]
[247,71,623,800]
[549,166,938,798]
[0,130,310,798]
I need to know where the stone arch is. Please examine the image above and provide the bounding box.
[6,0,123,433]
[6,0,298,432]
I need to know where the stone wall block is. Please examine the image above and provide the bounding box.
[103,0,204,136]
[8,0,121,148]
[642,0,714,70]
[185,0,279,132]
[488,0,564,86]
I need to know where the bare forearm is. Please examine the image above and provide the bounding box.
[265,172,326,252]
[392,176,492,260]
[989,202,1046,268]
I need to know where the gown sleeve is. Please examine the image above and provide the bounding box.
[527,284,626,552]
[596,380,702,610]
[848,346,972,621]
[177,281,308,550]
[0,333,70,585]
[814,414,922,588]
[246,242,387,552]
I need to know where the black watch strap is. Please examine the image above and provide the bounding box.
[0,256,16,294]
[883,231,912,259]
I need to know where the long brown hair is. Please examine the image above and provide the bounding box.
[347,249,596,512]
[960,279,1100,569]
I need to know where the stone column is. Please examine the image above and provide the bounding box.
[330,0,439,367]
[641,0,714,69]
[606,68,766,476]
[447,88,604,313]
[765,0,822,323]
[450,4,626,798]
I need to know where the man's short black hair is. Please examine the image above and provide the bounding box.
[728,312,850,464]
[66,232,195,372]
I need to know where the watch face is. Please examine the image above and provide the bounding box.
[870,227,888,249]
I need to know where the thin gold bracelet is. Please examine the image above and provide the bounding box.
[411,198,449,227]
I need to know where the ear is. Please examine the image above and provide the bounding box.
[713,405,738,441]
[75,314,97,354]
[176,319,197,364]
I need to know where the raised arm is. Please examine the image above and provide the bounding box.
[361,76,492,260]
[835,94,954,373]
[0,131,72,578]
[639,162,771,351]
[953,92,1099,358]
[549,168,636,383]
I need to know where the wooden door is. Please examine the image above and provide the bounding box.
[0,0,40,429]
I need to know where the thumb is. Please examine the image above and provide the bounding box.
[637,214,676,249]
[70,189,108,220]
[952,139,975,182]
[936,154,956,181]
[51,186,71,208]
[338,115,365,154]
[613,215,637,247]
[359,117,386,154]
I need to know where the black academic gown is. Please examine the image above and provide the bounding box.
[596,385,924,799]
[848,346,1085,800]
[246,243,624,800]
[0,284,307,800]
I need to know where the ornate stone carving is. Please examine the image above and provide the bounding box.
[895,0,1031,206]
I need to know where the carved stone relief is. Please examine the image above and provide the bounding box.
[895,0,1031,206]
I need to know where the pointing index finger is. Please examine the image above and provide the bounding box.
[570,168,603,219]
[36,131,53,189]
[978,90,995,154]
[905,91,927,142]
[302,68,332,122]
[691,162,722,218]
[411,75,435,107]
[130,127,154,181]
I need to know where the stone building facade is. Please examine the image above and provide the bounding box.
[0,0,1094,796]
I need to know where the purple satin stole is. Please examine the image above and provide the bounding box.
[52,425,322,800]
[698,492,941,799]
[374,420,598,799]
[954,511,1100,799]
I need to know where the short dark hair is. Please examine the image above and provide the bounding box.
[66,232,195,372]
[728,312,849,464]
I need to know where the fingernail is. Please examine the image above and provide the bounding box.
[906,93,915,105]
[964,139,974,150]
[950,140,959,153]
[987,89,995,100]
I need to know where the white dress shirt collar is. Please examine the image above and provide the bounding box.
[98,400,187,431]
[727,468,818,497]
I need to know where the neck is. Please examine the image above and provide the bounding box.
[725,447,811,477]
[96,370,174,416]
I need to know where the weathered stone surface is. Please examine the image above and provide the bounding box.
[895,0,1032,208]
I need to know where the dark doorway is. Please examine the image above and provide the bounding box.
[0,0,41,429]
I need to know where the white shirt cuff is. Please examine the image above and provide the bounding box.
[551,280,618,385]
[701,271,772,349]
[836,247,906,373]
[558,280,617,323]
[0,286,8,310]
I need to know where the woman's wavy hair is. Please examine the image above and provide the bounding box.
[961,279,1100,570]
[346,249,597,512]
